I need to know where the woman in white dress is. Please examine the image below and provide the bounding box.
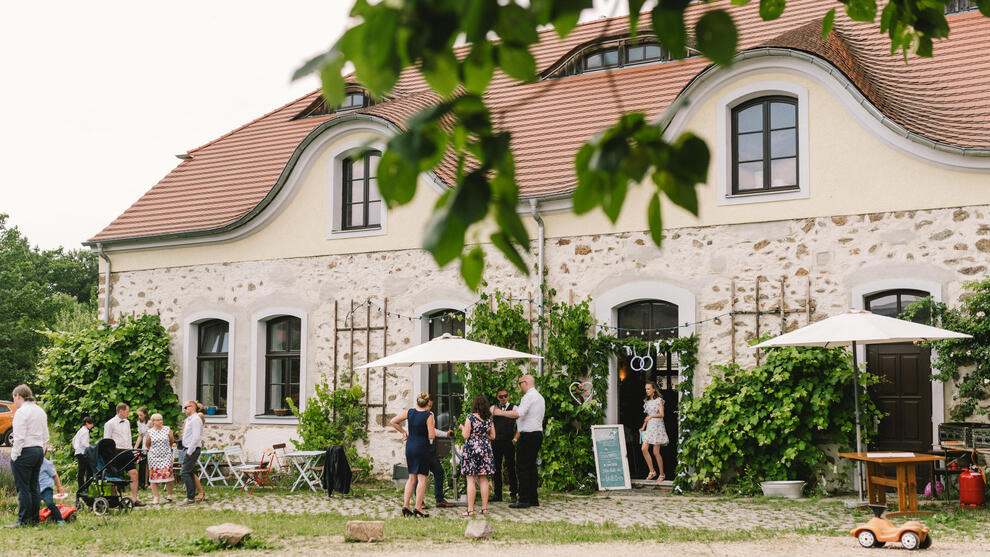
[639,381,668,481]
[144,413,175,504]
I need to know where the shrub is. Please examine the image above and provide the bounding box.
[37,314,182,448]
[678,343,881,494]
[286,377,372,473]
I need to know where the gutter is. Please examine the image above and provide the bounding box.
[96,243,112,323]
[530,199,545,376]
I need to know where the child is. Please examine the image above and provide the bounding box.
[72,416,96,490]
[39,457,67,523]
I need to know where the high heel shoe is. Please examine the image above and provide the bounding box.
[413,509,430,518]
[401,506,413,517]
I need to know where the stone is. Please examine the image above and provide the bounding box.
[346,520,384,542]
[930,229,953,241]
[205,523,254,546]
[976,239,990,252]
[464,519,494,539]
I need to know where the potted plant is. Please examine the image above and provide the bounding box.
[759,480,806,499]
[272,408,290,417]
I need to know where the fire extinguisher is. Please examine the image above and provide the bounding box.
[959,465,986,509]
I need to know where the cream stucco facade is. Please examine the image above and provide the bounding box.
[96,54,990,475]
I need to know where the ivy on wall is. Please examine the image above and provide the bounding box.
[904,278,990,420]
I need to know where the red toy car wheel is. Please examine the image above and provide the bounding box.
[65,513,77,523]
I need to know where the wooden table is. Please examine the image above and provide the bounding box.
[839,452,944,516]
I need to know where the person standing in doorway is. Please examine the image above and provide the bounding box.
[639,381,668,482]
[71,416,95,491]
[103,402,143,506]
[7,385,48,528]
[177,400,204,506]
[491,388,518,503]
[493,374,545,509]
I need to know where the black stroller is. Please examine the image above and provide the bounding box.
[76,438,144,515]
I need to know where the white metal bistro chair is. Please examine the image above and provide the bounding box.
[223,445,260,489]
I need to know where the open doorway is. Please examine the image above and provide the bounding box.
[616,300,680,480]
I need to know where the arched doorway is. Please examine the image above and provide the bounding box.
[616,300,680,480]
[864,289,933,489]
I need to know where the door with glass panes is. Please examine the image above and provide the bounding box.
[427,310,465,432]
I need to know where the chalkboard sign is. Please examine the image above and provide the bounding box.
[591,425,631,490]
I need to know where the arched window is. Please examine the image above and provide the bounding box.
[265,316,301,414]
[865,289,930,323]
[427,310,465,431]
[341,150,382,230]
[732,96,798,194]
[197,319,229,415]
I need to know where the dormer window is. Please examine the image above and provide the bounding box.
[545,38,679,79]
[295,89,374,119]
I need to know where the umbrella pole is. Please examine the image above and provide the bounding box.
[851,340,864,502]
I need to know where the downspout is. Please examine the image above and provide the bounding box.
[96,243,112,324]
[529,199,545,375]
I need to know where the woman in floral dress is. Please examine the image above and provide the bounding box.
[143,413,175,504]
[459,394,495,517]
[639,381,669,481]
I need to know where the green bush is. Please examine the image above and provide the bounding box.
[287,377,372,473]
[37,314,182,448]
[677,343,881,494]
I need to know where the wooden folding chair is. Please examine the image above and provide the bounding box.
[270,443,290,484]
[240,449,276,495]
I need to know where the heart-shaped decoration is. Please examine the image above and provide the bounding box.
[569,381,594,404]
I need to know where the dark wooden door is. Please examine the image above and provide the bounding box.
[867,343,933,452]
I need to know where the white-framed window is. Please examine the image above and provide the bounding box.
[716,81,809,206]
[328,138,388,239]
[182,312,235,424]
[250,309,307,424]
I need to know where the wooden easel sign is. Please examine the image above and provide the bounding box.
[591,424,631,490]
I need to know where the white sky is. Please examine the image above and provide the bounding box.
[0,0,627,251]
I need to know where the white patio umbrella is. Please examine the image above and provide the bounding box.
[755,309,971,499]
[356,333,542,369]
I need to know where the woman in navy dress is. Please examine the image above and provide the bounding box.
[459,394,495,517]
[390,392,435,517]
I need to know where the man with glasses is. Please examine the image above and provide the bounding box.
[493,374,544,508]
[490,388,518,503]
[177,400,203,506]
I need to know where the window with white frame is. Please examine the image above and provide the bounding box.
[341,150,382,230]
[265,316,301,414]
[197,319,229,414]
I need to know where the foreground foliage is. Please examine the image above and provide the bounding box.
[294,1,990,290]
[37,314,182,447]
[678,343,881,494]
[287,378,372,473]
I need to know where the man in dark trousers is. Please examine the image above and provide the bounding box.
[493,374,545,509]
[426,399,455,508]
[491,388,518,503]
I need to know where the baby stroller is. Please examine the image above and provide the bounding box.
[76,438,144,515]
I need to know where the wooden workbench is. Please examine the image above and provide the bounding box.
[838,452,945,516]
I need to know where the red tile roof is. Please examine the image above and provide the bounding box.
[89,0,990,244]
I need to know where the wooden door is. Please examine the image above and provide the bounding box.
[867,343,933,453]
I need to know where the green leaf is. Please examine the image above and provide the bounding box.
[460,247,485,291]
[377,149,419,206]
[695,10,738,66]
[845,0,877,22]
[423,207,466,267]
[759,0,786,21]
[450,170,492,225]
[628,0,647,37]
[494,202,530,249]
[489,232,528,273]
[651,2,689,60]
[461,0,499,42]
[821,8,836,38]
[498,44,537,81]
[319,56,347,108]
[462,42,495,94]
[670,133,710,185]
[496,3,539,46]
[421,50,460,97]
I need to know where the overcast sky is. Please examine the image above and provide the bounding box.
[1,0,626,251]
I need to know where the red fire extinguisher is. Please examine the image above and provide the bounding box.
[959,465,986,509]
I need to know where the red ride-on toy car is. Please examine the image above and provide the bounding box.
[40,495,79,523]
[851,505,932,550]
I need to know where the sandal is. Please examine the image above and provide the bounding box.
[645,471,657,481]
[657,475,665,482]
[480,508,489,515]
[461,509,475,518]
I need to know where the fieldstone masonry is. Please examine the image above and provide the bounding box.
[101,204,989,473]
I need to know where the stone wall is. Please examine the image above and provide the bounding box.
[100,203,990,473]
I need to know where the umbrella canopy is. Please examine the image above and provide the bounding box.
[754,309,972,348]
[356,333,542,369]
[754,308,970,501]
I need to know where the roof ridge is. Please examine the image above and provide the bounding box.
[187,89,321,154]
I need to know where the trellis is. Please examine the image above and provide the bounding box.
[331,298,389,425]
[730,276,814,364]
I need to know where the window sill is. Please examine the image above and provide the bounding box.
[327,225,385,240]
[718,186,808,206]
[204,415,232,425]
[250,415,300,426]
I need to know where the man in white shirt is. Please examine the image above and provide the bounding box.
[72,416,95,490]
[492,374,545,508]
[7,384,48,527]
[103,402,143,506]
[178,400,204,505]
